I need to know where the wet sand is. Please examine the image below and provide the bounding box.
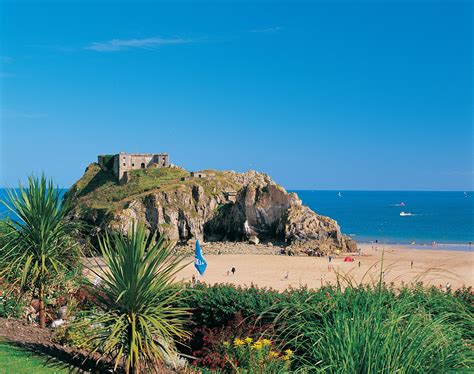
[177,243,474,290]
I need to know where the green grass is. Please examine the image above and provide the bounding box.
[68,163,240,212]
[0,341,68,374]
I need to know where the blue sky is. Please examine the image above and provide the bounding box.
[0,0,472,190]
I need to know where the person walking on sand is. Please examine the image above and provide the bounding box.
[446,282,451,292]
[231,267,236,275]
[358,261,361,267]
[411,260,413,269]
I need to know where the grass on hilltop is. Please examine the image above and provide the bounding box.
[68,163,240,211]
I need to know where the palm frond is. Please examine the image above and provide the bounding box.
[86,223,190,373]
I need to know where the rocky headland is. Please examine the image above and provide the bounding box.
[67,163,356,254]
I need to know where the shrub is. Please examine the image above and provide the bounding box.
[179,283,473,372]
[190,312,277,370]
[277,285,474,372]
[221,337,292,373]
[52,317,96,351]
[0,292,26,319]
[84,223,190,373]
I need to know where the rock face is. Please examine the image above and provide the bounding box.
[68,164,355,254]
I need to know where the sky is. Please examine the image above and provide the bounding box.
[0,0,472,190]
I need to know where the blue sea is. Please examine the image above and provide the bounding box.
[0,189,472,247]
[292,190,473,247]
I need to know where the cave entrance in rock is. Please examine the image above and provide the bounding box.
[141,163,146,169]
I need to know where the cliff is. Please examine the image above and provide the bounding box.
[67,163,356,254]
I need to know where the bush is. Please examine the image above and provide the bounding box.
[0,292,26,319]
[178,283,317,328]
[190,312,277,370]
[277,285,474,372]
[52,317,96,351]
[179,283,474,372]
[221,337,292,373]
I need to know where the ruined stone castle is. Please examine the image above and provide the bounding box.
[98,152,170,182]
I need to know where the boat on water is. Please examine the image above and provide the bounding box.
[400,212,413,216]
[338,192,342,197]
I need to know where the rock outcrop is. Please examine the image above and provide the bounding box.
[68,164,355,254]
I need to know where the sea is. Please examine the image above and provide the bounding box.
[0,188,472,250]
[292,190,473,250]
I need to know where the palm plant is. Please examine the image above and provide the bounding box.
[0,175,80,328]
[86,223,190,374]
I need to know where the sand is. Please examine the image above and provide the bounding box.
[177,243,474,291]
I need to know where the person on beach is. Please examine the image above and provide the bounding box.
[192,274,196,285]
[358,261,361,267]
[445,282,451,292]
[411,260,413,269]
[231,267,236,275]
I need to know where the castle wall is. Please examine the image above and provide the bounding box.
[115,153,169,182]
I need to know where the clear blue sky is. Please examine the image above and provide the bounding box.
[0,0,472,190]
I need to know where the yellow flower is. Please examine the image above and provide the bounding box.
[244,337,253,344]
[223,341,230,348]
[282,355,290,361]
[261,339,272,346]
[251,341,263,350]
[284,349,294,357]
[233,338,245,347]
[269,351,279,358]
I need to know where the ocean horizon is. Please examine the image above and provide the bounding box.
[1,188,472,248]
[292,190,473,248]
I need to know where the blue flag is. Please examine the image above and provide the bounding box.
[194,240,207,276]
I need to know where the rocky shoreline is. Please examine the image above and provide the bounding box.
[176,241,281,256]
[69,165,357,254]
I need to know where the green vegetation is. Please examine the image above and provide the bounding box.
[68,163,240,212]
[0,340,68,374]
[179,283,474,373]
[220,337,293,373]
[1,174,473,373]
[278,287,474,372]
[0,175,81,328]
[83,223,190,373]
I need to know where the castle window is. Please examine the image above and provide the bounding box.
[141,163,145,169]
[123,163,126,166]
[132,163,135,167]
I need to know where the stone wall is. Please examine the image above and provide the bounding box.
[97,152,170,181]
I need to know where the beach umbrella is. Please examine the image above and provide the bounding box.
[194,239,207,276]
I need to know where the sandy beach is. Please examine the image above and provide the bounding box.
[176,243,474,290]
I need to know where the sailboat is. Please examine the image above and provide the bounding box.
[338,192,342,197]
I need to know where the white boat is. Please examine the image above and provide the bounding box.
[400,212,412,216]
[338,192,342,197]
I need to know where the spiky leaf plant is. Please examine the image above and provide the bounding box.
[86,223,190,374]
[0,175,80,328]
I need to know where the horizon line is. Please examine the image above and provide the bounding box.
[0,186,472,193]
